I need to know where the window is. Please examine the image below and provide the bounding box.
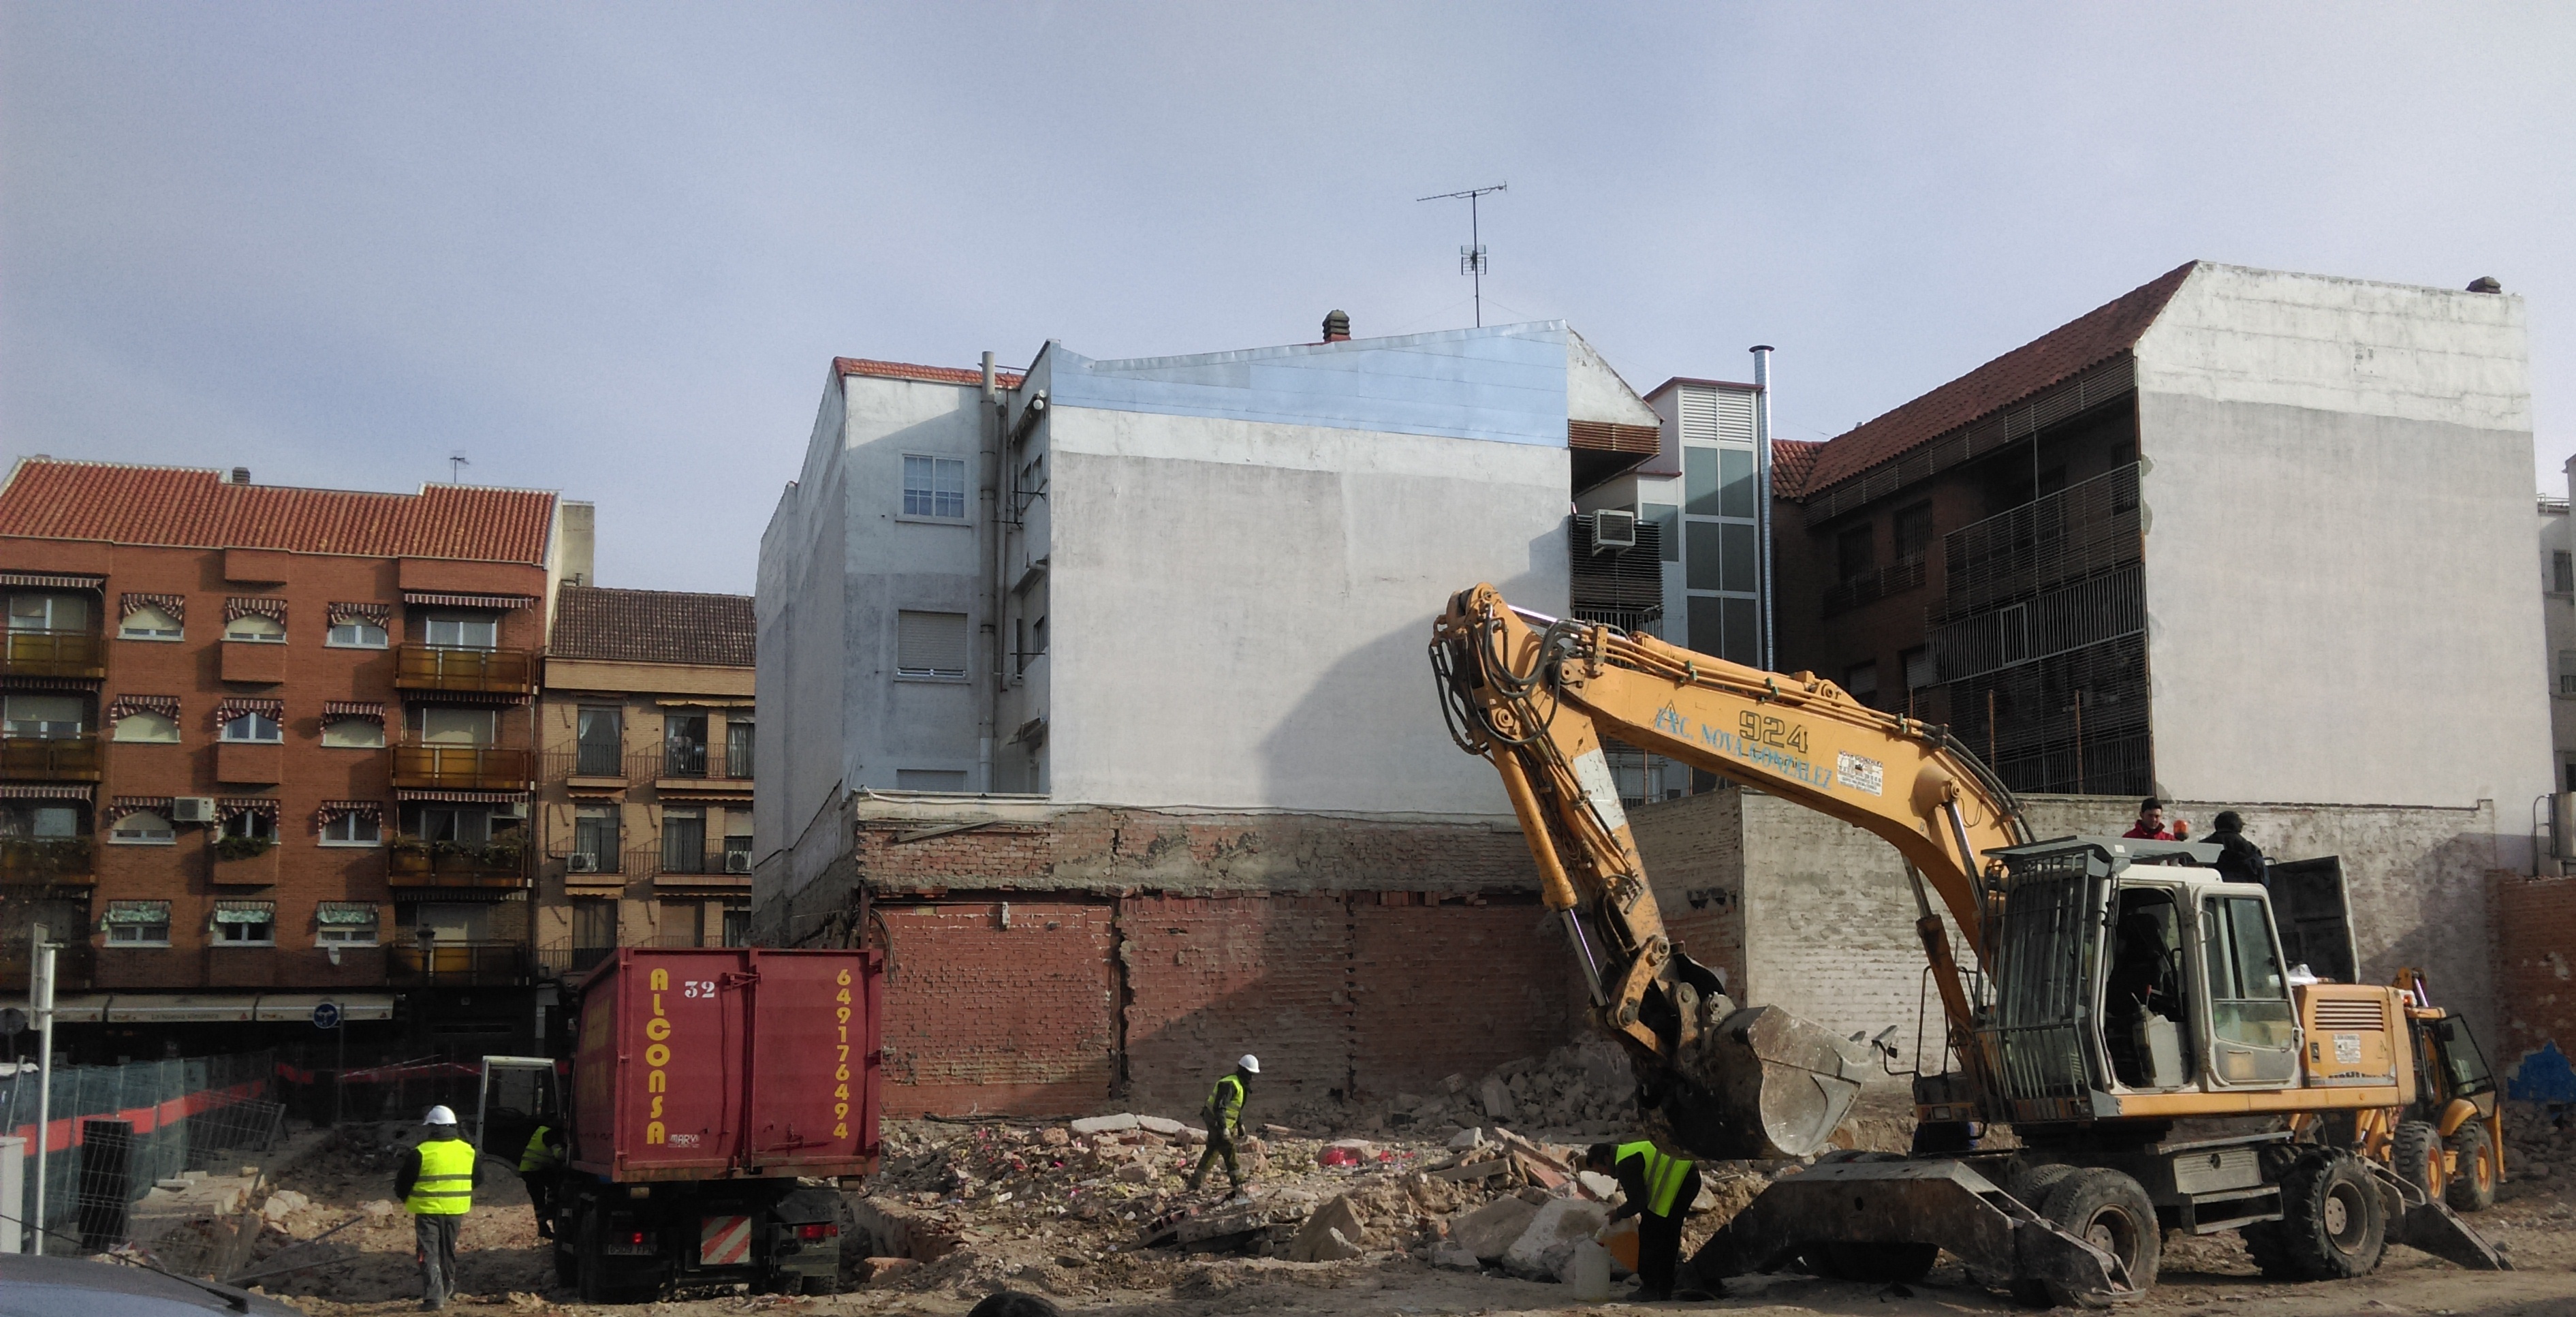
[572,805,620,873]
[663,711,709,777]
[725,719,755,779]
[321,717,386,748]
[2202,895,2294,1049]
[1901,646,1936,692]
[1844,661,1880,710]
[896,610,969,679]
[1684,450,1756,518]
[896,769,969,792]
[327,619,388,648]
[113,710,180,743]
[110,811,175,846]
[212,901,276,945]
[8,593,88,632]
[317,902,381,946]
[104,899,172,945]
[221,810,275,843]
[403,901,492,944]
[414,707,497,745]
[119,604,183,641]
[721,903,751,948]
[404,803,491,844]
[420,615,499,650]
[4,694,86,738]
[320,811,381,846]
[1894,502,1934,563]
[573,898,617,955]
[661,807,707,873]
[2558,551,2575,594]
[224,613,285,643]
[1836,524,1876,583]
[0,804,79,839]
[220,710,283,743]
[2560,651,2576,698]
[723,831,753,874]
[577,707,622,775]
[902,454,969,520]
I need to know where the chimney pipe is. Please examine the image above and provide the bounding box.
[1749,345,1776,671]
[230,467,251,485]
[1322,310,1351,343]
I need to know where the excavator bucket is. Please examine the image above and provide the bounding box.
[1646,1000,1875,1162]
[2370,1164,2514,1271]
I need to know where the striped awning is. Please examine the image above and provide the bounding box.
[394,789,529,803]
[120,592,186,620]
[314,799,383,825]
[219,797,279,821]
[223,595,287,623]
[0,572,104,590]
[0,784,93,803]
[106,795,172,822]
[214,696,284,719]
[321,700,385,722]
[403,591,534,610]
[106,694,180,723]
[328,602,391,625]
[3,677,101,692]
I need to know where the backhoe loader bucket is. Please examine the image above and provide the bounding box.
[1645,1000,1875,1162]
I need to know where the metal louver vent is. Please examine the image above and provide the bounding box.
[2312,999,2385,1030]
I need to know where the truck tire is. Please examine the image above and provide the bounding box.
[2392,1121,2445,1203]
[2270,1151,2385,1280]
[2447,1124,2498,1213]
[2005,1162,2086,1307]
[2032,1167,2161,1308]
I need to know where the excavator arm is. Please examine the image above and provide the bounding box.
[1432,584,2029,1158]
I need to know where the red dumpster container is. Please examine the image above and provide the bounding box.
[567,947,881,1181]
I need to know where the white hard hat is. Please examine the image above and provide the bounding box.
[1237,1054,1261,1075]
[422,1105,458,1126]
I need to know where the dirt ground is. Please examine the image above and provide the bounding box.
[196,1076,2576,1317]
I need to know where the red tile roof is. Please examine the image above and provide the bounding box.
[0,460,556,564]
[836,357,1027,390]
[1770,439,1823,495]
[1794,262,2197,497]
[550,585,753,668]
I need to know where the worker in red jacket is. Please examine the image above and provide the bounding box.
[2122,797,2189,841]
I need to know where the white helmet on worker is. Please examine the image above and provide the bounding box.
[1237,1054,1261,1075]
[422,1105,458,1126]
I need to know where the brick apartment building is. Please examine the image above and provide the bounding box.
[531,583,755,1021]
[0,459,568,1063]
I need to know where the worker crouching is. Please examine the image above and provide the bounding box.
[1588,1140,1702,1301]
[518,1122,564,1240]
[398,1105,485,1311]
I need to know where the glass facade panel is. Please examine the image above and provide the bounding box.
[1684,448,1721,516]
[1718,448,1755,518]
[1721,522,1757,594]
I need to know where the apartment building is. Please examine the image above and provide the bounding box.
[532,583,754,1000]
[2544,456,2575,807]
[1770,262,2547,837]
[755,317,1666,1114]
[0,459,567,1062]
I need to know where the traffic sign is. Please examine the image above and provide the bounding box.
[311,1002,342,1030]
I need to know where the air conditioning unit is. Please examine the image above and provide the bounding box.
[1590,509,1638,553]
[724,852,751,875]
[170,796,218,824]
[567,853,599,873]
[492,801,528,820]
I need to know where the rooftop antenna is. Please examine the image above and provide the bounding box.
[448,452,469,483]
[1417,183,1507,327]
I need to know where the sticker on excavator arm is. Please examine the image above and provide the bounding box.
[1836,752,1885,796]
[1570,749,1629,834]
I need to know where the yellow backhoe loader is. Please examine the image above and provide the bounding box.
[1430,583,2507,1306]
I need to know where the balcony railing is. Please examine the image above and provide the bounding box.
[657,744,751,786]
[621,847,752,880]
[0,734,101,783]
[540,742,630,781]
[391,745,533,790]
[388,941,529,985]
[1,630,104,680]
[393,644,537,696]
[535,945,618,980]
[0,836,93,882]
[556,846,621,877]
[389,841,530,889]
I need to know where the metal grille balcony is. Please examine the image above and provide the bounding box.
[0,630,104,680]
[0,734,101,783]
[393,644,537,696]
[391,745,532,790]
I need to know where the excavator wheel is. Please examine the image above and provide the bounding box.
[2393,1121,2446,1203]
[2029,1168,2160,1308]
[2269,1150,2386,1280]
[2447,1123,2498,1213]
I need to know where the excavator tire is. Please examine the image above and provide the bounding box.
[2393,1121,2446,1203]
[2448,1124,2498,1213]
[2267,1150,2386,1280]
[2030,1168,2161,1308]
[2004,1162,2086,1307]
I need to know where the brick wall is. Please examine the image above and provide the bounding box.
[877,899,1117,1115]
[2490,872,2576,1085]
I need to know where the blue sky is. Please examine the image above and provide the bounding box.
[5,3,2570,591]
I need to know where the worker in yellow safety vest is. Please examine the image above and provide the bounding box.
[397,1106,485,1311]
[1186,1055,1259,1196]
[1588,1140,1703,1301]
[517,1123,565,1241]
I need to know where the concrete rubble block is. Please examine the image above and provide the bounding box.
[1133,1115,1187,1136]
[1501,1197,1611,1279]
[1432,1239,1482,1270]
[1038,1128,1071,1147]
[258,1190,310,1222]
[1069,1113,1140,1136]
[1446,1127,1487,1149]
[1114,1162,1156,1183]
[1511,1151,1567,1190]
[1448,1194,1541,1261]
[1575,1171,1621,1202]
[855,1256,918,1284]
[1285,1193,1371,1262]
[1441,1073,1468,1094]
[1479,1076,1518,1121]
[1426,1158,1510,1185]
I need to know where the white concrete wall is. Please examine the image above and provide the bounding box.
[2133,265,2549,834]
[1042,405,1569,814]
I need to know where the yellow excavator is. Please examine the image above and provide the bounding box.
[1430,584,2507,1306]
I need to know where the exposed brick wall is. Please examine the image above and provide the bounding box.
[1120,892,1352,1111]
[877,899,1117,1116]
[2491,872,2576,1076]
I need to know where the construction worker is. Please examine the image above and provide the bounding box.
[2205,810,2267,886]
[516,1121,565,1240]
[1186,1054,1258,1196]
[2122,796,2190,841]
[396,1105,484,1311]
[1588,1141,1703,1301]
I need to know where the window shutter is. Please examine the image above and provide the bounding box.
[897,611,970,677]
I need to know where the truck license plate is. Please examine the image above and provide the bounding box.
[700,1215,755,1267]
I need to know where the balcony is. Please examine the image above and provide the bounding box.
[0,836,93,884]
[389,840,529,890]
[1,630,104,681]
[0,734,101,783]
[634,846,752,887]
[655,744,753,793]
[394,644,536,696]
[543,746,630,784]
[392,745,533,790]
[534,945,617,980]
[388,940,529,986]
